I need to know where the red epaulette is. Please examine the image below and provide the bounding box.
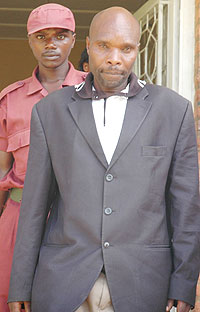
[0,80,25,101]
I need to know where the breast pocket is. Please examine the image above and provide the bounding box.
[7,129,30,152]
[7,129,30,175]
[141,145,168,197]
[141,145,167,157]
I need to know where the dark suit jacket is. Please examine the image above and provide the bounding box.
[8,77,200,312]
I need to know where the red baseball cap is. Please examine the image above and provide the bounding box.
[27,3,75,35]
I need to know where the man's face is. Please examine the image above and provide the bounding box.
[29,28,75,69]
[86,14,139,93]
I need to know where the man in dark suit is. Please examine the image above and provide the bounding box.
[8,6,200,312]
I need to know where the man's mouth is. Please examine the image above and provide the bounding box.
[103,71,123,75]
[43,53,60,60]
[102,71,123,79]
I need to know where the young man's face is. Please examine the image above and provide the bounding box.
[29,28,75,69]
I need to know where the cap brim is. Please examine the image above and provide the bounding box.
[28,24,74,35]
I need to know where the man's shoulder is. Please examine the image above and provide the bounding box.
[36,85,75,110]
[34,86,77,127]
[145,83,188,102]
[144,83,189,111]
[0,77,32,100]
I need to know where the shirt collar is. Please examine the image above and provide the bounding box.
[27,67,44,96]
[62,61,87,86]
[27,62,87,97]
[76,72,143,100]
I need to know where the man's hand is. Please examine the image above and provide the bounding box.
[8,302,31,312]
[166,299,191,312]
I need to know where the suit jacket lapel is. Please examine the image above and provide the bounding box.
[68,93,108,168]
[108,87,152,169]
[68,86,152,170]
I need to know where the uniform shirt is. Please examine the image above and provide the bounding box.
[0,62,87,190]
[92,85,129,164]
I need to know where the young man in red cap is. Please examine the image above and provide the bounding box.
[0,3,87,312]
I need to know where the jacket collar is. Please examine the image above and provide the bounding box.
[70,72,151,169]
[75,72,144,100]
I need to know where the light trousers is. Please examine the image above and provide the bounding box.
[75,273,114,312]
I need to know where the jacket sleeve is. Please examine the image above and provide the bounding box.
[8,104,55,302]
[167,102,200,306]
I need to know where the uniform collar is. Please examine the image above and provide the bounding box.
[27,62,87,96]
[62,61,87,86]
[76,72,143,100]
[27,67,44,96]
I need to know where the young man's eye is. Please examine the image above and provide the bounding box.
[57,35,66,40]
[36,35,45,40]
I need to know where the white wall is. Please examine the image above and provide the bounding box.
[178,0,195,104]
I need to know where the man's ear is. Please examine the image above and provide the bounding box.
[86,36,90,55]
[71,32,76,48]
[28,35,32,49]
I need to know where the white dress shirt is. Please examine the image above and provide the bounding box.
[92,85,129,164]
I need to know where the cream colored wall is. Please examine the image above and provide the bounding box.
[0,39,86,91]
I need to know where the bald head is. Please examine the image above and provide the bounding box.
[89,7,140,43]
[86,6,140,94]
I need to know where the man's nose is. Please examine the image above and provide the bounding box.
[45,38,57,49]
[106,48,122,66]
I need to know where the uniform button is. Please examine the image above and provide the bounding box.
[104,207,112,215]
[18,81,24,86]
[106,174,113,182]
[104,242,110,248]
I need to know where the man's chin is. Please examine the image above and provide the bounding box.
[96,73,127,91]
[102,80,125,90]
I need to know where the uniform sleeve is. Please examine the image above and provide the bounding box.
[167,102,200,306]
[0,96,8,151]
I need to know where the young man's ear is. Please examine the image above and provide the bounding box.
[71,32,76,48]
[28,35,33,50]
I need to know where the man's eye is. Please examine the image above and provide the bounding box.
[57,35,65,40]
[36,35,45,40]
[98,43,107,49]
[123,47,131,53]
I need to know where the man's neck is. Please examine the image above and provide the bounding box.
[37,62,69,93]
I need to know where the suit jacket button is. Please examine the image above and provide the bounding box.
[106,174,114,182]
[104,242,110,248]
[104,207,112,215]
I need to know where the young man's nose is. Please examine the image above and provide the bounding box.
[45,37,57,49]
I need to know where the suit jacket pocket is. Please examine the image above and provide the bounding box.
[144,244,171,250]
[141,145,167,157]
